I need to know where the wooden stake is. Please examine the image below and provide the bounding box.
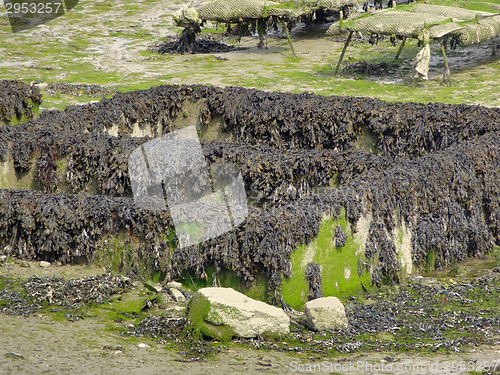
[335,30,353,76]
[441,41,451,86]
[395,37,406,59]
[281,19,296,58]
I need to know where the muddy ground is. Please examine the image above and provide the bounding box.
[2,0,500,374]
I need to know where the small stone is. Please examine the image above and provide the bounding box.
[153,284,163,293]
[0,255,7,263]
[169,288,186,303]
[34,82,48,90]
[164,305,186,316]
[165,281,182,290]
[137,343,150,348]
[304,296,349,331]
[40,261,51,268]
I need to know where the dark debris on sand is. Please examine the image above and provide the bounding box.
[343,61,400,75]
[232,274,500,356]
[0,273,134,316]
[149,34,249,55]
[45,83,117,98]
[116,273,500,359]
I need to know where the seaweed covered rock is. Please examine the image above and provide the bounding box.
[1,84,499,308]
[5,84,500,159]
[0,80,41,125]
[0,130,499,303]
[188,287,290,340]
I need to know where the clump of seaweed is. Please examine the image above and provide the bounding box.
[149,34,249,55]
[0,80,41,125]
[24,273,135,308]
[0,273,134,316]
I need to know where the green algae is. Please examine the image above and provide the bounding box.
[282,208,372,311]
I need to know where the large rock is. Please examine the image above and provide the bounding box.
[188,287,290,341]
[304,297,348,331]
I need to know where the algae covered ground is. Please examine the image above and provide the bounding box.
[1,0,500,109]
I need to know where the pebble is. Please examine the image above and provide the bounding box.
[137,343,150,348]
[33,82,48,90]
[40,261,51,268]
[169,288,186,303]
[165,305,186,312]
[166,281,183,290]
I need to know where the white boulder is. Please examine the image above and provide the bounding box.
[188,287,289,340]
[304,297,349,331]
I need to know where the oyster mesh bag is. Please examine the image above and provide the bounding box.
[195,0,362,22]
[454,15,500,45]
[196,0,299,22]
[408,4,493,19]
[330,5,500,42]
[341,11,453,38]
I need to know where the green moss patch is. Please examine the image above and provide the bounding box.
[282,208,372,311]
[179,267,269,303]
[188,293,236,341]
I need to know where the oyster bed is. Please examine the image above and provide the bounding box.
[1,81,500,304]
